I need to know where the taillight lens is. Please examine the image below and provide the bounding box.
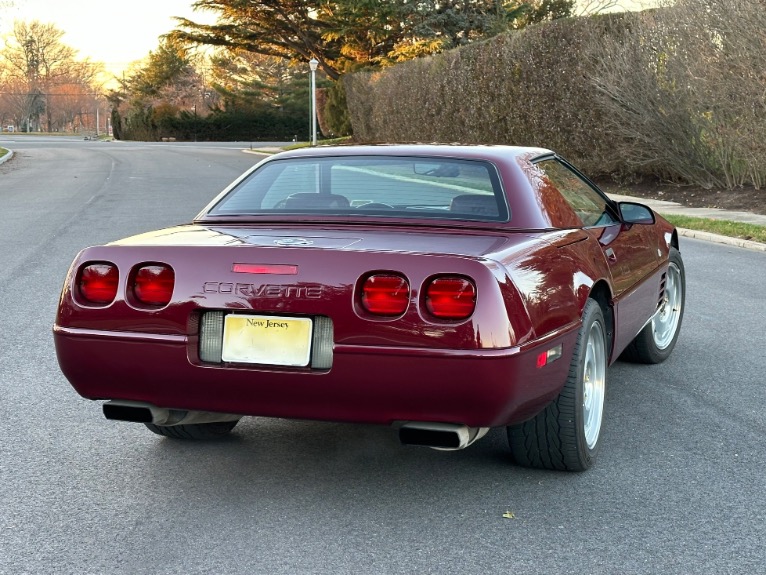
[425,276,476,319]
[78,263,119,304]
[133,264,175,306]
[361,274,410,316]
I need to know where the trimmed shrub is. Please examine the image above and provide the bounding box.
[116,108,308,142]
[345,14,634,176]
[345,5,766,189]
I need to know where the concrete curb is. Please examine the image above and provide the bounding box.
[0,148,13,165]
[243,148,281,155]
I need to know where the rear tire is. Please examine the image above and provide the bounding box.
[507,299,607,471]
[144,420,239,439]
[621,247,685,364]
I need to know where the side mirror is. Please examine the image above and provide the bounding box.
[619,202,655,225]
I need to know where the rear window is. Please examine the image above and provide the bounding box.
[207,156,508,222]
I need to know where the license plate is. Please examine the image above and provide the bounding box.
[221,315,313,366]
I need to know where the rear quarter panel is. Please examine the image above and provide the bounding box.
[491,229,611,341]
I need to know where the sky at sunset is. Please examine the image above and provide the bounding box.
[0,0,215,76]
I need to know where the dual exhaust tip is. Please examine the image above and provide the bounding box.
[102,401,240,427]
[103,401,488,450]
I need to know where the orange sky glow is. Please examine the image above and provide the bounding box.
[0,0,215,80]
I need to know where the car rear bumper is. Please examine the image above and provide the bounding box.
[53,324,578,428]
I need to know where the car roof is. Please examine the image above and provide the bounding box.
[273,144,553,164]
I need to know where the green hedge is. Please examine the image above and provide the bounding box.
[119,108,308,142]
[166,110,307,142]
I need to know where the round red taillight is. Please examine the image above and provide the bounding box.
[425,276,476,319]
[133,264,175,306]
[361,274,410,316]
[78,263,119,305]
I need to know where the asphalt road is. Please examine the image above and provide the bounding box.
[1,137,764,575]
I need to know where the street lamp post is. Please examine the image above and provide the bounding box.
[309,58,319,146]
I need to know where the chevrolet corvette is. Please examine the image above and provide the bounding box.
[53,145,685,471]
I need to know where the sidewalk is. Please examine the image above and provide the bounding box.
[608,193,766,252]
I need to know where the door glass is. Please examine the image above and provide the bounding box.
[535,160,616,227]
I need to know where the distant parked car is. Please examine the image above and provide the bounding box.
[53,145,685,471]
[5,125,14,132]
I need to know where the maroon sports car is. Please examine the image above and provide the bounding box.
[54,145,685,471]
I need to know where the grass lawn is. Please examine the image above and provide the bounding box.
[663,214,766,244]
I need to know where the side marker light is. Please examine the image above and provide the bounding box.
[536,344,563,368]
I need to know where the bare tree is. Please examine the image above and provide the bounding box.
[674,0,766,188]
[1,20,102,131]
[574,0,623,15]
[588,0,766,188]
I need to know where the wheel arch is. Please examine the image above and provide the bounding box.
[671,230,680,251]
[588,280,614,359]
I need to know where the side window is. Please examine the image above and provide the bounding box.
[535,159,616,227]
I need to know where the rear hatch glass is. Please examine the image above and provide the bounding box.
[207,156,509,222]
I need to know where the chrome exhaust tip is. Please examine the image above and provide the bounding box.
[398,422,489,451]
[102,401,240,426]
[103,402,154,423]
